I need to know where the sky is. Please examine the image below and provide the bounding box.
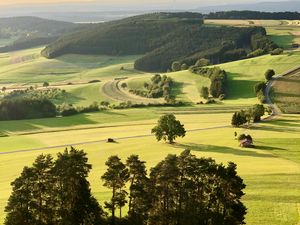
[0,0,287,7]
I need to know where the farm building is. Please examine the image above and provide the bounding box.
[240,139,254,148]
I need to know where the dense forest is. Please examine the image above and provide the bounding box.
[206,11,300,20]
[5,148,246,225]
[42,12,277,72]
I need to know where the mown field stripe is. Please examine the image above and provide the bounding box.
[0,125,230,155]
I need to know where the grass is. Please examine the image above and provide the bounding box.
[0,47,142,85]
[1,113,300,225]
[1,24,300,224]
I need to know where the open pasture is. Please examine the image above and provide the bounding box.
[0,47,142,85]
[1,112,300,225]
[2,48,300,108]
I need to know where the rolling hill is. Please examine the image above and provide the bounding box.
[0,16,79,52]
[42,12,277,72]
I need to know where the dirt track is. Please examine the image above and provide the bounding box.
[102,79,161,104]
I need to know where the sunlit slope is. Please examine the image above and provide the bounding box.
[0,47,141,85]
[215,52,300,104]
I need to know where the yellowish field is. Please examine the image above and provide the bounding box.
[1,112,300,225]
[272,71,300,113]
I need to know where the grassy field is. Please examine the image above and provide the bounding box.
[0,47,142,85]
[1,111,300,225]
[1,23,300,224]
[272,71,300,113]
[1,47,300,107]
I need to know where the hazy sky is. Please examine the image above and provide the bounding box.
[0,0,287,7]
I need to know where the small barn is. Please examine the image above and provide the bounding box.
[240,139,254,148]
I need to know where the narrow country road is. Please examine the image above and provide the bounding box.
[264,66,300,120]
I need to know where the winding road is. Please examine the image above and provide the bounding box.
[2,67,300,155]
[102,79,162,104]
[264,66,300,119]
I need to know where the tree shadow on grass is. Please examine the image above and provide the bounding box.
[171,82,184,97]
[101,110,127,117]
[226,73,258,100]
[173,143,275,158]
[255,145,286,151]
[251,123,299,133]
[27,113,99,129]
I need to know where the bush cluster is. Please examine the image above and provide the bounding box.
[59,102,102,117]
[231,104,265,127]
[112,101,185,109]
[4,87,67,101]
[129,74,174,101]
[254,81,267,103]
[190,66,227,98]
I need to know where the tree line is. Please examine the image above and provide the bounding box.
[231,104,265,127]
[5,147,247,225]
[206,11,300,20]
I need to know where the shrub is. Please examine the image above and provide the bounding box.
[270,48,283,55]
[247,48,265,58]
[181,63,188,70]
[265,69,275,81]
[171,61,181,72]
[88,80,101,83]
[61,107,78,117]
[219,94,226,100]
[195,58,210,67]
[254,82,267,94]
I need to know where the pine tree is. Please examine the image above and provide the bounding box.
[5,167,36,225]
[51,147,104,225]
[101,156,129,224]
[126,155,151,225]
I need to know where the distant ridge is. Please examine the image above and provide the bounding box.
[197,1,300,13]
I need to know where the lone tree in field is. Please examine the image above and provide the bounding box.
[43,82,49,88]
[265,69,275,81]
[2,86,6,93]
[200,86,209,99]
[152,114,186,143]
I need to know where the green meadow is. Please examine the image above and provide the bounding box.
[1,20,300,225]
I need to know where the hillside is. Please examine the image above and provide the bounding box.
[0,16,79,52]
[42,12,276,72]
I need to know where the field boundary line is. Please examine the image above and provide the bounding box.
[0,124,229,155]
